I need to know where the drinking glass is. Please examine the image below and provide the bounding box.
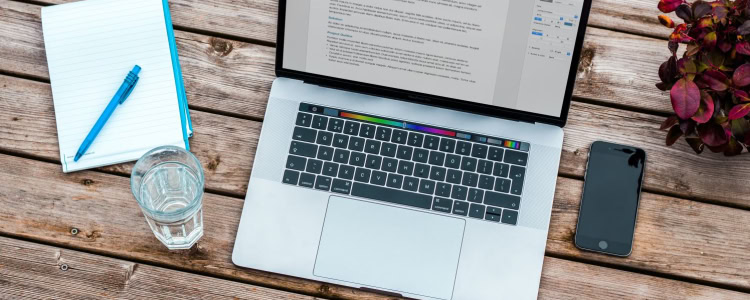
[130,146,205,250]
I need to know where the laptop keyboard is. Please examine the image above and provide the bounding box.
[282,103,530,226]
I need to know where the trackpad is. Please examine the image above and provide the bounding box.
[314,196,465,299]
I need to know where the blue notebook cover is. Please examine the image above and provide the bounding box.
[163,0,193,150]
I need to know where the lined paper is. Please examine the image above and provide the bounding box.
[42,0,187,172]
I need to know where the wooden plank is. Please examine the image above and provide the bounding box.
[0,236,318,300]
[26,0,674,44]
[1,0,676,117]
[0,75,258,196]
[0,154,748,292]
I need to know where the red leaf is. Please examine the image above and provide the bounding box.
[685,138,705,154]
[698,123,728,147]
[736,90,750,102]
[660,116,679,130]
[692,91,715,123]
[666,125,683,146]
[737,41,750,55]
[658,0,683,13]
[670,78,701,119]
[702,31,717,48]
[658,15,675,28]
[702,70,729,91]
[724,138,744,156]
[728,103,750,120]
[734,64,750,87]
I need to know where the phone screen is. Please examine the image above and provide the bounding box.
[575,141,646,256]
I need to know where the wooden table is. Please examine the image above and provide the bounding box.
[1,0,749,298]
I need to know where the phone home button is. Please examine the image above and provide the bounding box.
[598,240,608,250]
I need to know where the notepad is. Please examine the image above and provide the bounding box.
[42,0,192,173]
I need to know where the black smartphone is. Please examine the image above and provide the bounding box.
[574,141,646,257]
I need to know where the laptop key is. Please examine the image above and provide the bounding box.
[338,165,355,180]
[283,170,299,185]
[446,169,462,184]
[316,131,333,146]
[456,141,471,155]
[452,200,469,216]
[371,171,387,186]
[461,157,477,172]
[382,157,398,172]
[477,160,493,174]
[331,179,352,194]
[359,124,376,138]
[344,121,360,135]
[485,212,501,222]
[478,175,494,190]
[488,147,504,162]
[332,134,349,148]
[439,138,456,153]
[322,162,339,177]
[495,178,511,193]
[292,126,316,143]
[429,166,446,181]
[289,141,317,158]
[381,142,397,157]
[493,162,510,177]
[486,206,502,216]
[351,182,432,209]
[396,145,413,160]
[333,149,350,164]
[445,154,461,169]
[365,154,382,169]
[502,210,518,225]
[386,173,404,188]
[317,146,334,161]
[510,165,526,195]
[432,197,452,213]
[412,148,429,163]
[306,159,323,174]
[392,130,408,144]
[428,151,445,166]
[407,132,424,147]
[403,176,419,191]
[435,182,451,197]
[296,112,312,127]
[376,127,392,141]
[327,118,344,133]
[398,160,414,175]
[462,172,478,187]
[504,149,528,166]
[299,172,316,188]
[467,188,484,203]
[414,163,430,178]
[315,175,332,191]
[354,168,371,183]
[451,185,467,200]
[471,144,488,159]
[364,139,381,154]
[424,135,440,150]
[349,152,366,167]
[348,137,365,151]
[468,203,486,219]
[312,115,328,130]
[419,179,436,195]
[286,155,306,171]
[485,191,520,210]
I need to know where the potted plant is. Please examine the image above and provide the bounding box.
[657,0,750,155]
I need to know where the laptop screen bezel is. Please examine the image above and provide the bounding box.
[274,0,593,127]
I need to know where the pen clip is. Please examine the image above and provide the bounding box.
[119,76,139,104]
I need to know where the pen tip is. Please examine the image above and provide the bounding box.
[74,153,81,162]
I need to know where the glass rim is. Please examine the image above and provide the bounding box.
[130,146,205,219]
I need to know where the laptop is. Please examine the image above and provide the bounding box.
[233,0,592,299]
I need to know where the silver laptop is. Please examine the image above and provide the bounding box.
[233,0,591,299]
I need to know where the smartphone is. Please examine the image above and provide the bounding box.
[574,141,646,257]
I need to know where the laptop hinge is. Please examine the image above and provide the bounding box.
[302,79,537,125]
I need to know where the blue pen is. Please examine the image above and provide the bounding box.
[74,65,141,162]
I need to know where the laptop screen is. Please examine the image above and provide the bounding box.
[281,0,587,118]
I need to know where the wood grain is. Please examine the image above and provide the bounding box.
[0,236,318,300]
[0,151,748,292]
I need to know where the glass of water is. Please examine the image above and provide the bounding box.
[130,146,205,250]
